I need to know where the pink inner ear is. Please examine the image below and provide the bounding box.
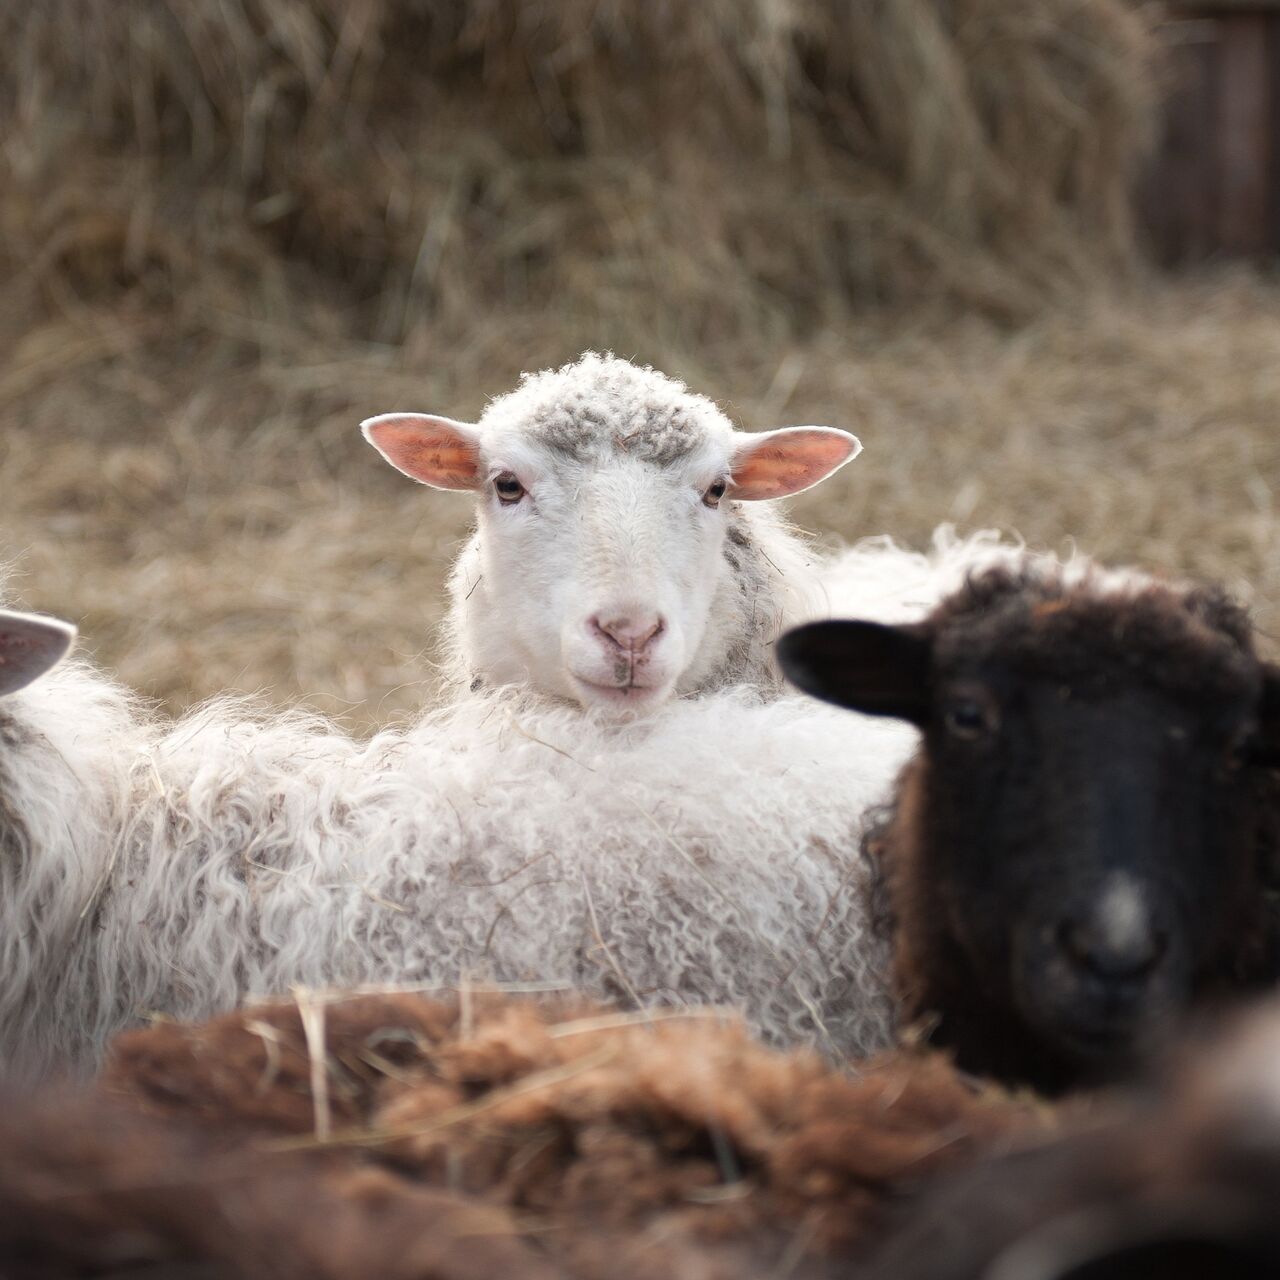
[363,415,482,491]
[730,428,861,501]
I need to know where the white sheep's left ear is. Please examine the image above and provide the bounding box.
[0,610,76,696]
[729,427,862,501]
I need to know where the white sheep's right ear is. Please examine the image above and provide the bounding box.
[729,427,862,501]
[361,414,483,491]
[0,610,76,696]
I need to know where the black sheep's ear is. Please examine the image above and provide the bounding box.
[1251,663,1280,768]
[776,619,932,726]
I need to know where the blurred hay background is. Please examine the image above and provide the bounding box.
[1,0,1276,728]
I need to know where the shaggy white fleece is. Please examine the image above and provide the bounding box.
[12,685,908,1078]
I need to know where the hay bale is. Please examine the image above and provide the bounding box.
[0,0,1160,344]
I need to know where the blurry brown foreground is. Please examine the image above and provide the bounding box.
[1,1,1277,727]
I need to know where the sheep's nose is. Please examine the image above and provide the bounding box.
[1057,879,1167,981]
[590,612,665,654]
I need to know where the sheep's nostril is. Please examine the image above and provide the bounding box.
[1057,916,1167,981]
[590,614,665,654]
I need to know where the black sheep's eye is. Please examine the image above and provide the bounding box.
[703,479,728,509]
[943,696,998,740]
[493,472,525,505]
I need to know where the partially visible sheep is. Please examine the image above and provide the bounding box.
[364,351,873,710]
[779,555,1280,1093]
[0,608,149,1073]
[12,681,914,1077]
[100,988,1047,1273]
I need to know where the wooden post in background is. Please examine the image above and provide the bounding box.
[1142,4,1280,261]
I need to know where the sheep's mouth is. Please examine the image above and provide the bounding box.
[569,674,672,709]
[1023,983,1169,1067]
[1050,1017,1142,1059]
[1013,962,1172,1070]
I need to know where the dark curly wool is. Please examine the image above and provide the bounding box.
[925,566,1260,702]
[855,562,1280,1094]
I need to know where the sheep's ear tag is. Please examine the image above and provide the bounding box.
[361,414,482,491]
[776,619,931,726]
[1252,663,1280,768]
[729,427,862,501]
[0,610,75,696]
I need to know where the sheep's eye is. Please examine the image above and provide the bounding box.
[493,472,525,505]
[943,697,998,740]
[703,479,728,509]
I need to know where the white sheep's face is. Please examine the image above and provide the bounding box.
[363,362,859,712]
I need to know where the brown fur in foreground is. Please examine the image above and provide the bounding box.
[99,991,1051,1270]
[0,1092,553,1279]
[865,999,1280,1279]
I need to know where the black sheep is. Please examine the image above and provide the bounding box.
[778,557,1280,1093]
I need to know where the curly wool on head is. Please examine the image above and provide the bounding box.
[485,352,719,467]
[922,560,1260,701]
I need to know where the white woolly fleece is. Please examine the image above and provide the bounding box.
[811,526,1031,625]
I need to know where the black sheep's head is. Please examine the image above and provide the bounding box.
[778,565,1280,1086]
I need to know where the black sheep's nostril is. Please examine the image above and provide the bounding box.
[1057,917,1167,981]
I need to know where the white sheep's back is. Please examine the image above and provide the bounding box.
[811,526,1027,626]
[111,686,913,1065]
